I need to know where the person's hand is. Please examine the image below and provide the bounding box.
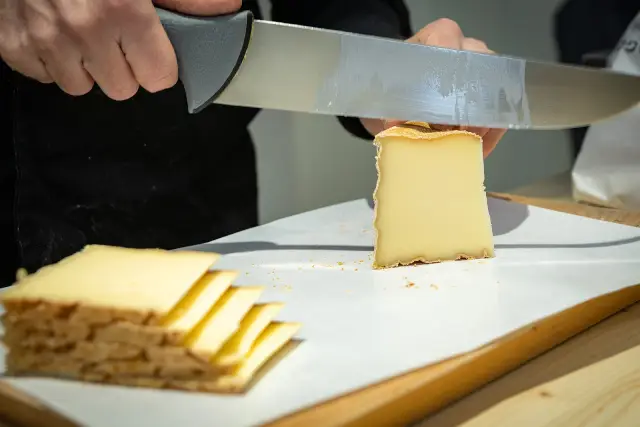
[0,0,241,100]
[360,18,507,158]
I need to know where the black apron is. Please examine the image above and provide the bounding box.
[1,2,265,286]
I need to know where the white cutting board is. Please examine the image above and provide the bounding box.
[1,197,640,427]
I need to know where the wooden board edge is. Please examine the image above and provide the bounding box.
[487,193,640,227]
[0,381,81,427]
[457,343,640,427]
[267,284,640,427]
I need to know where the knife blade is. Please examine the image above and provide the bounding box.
[156,8,640,130]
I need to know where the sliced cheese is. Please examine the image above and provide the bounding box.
[161,270,237,332]
[184,286,263,356]
[0,245,220,316]
[205,322,301,391]
[212,303,284,367]
[372,122,494,268]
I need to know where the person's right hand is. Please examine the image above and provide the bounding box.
[0,0,181,99]
[0,0,241,100]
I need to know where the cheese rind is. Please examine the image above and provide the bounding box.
[5,322,301,393]
[372,122,494,268]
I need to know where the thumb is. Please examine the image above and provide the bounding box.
[382,120,405,130]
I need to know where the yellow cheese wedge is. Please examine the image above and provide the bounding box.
[372,122,494,268]
[212,303,284,367]
[185,286,264,355]
[0,245,220,315]
[161,270,237,332]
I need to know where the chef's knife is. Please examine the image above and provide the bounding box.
[156,8,640,130]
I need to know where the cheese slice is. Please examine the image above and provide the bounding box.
[204,322,301,391]
[0,245,220,318]
[4,271,237,350]
[212,303,284,367]
[372,122,494,268]
[184,286,264,356]
[161,270,237,332]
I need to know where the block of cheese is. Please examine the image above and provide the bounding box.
[372,121,495,268]
[1,245,301,394]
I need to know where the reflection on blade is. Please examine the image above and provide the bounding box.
[216,21,640,129]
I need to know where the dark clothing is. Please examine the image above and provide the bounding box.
[553,0,638,159]
[0,0,412,287]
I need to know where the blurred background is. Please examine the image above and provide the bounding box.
[252,0,636,224]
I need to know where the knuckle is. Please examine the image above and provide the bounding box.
[60,10,98,34]
[27,22,60,49]
[0,36,23,59]
[435,18,463,35]
[104,0,137,13]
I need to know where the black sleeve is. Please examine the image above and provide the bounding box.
[269,0,413,140]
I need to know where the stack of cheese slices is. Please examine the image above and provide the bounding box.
[0,245,300,393]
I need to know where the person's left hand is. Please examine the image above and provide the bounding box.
[360,18,507,158]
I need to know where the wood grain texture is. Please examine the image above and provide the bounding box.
[419,299,640,427]
[451,311,640,427]
[489,192,640,227]
[0,382,80,427]
[460,345,640,427]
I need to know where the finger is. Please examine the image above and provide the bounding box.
[411,18,464,49]
[462,37,491,53]
[429,123,458,132]
[119,5,177,93]
[1,43,52,82]
[82,41,139,100]
[0,10,52,82]
[55,2,138,100]
[22,3,93,95]
[33,32,94,95]
[382,119,405,130]
[482,128,507,158]
[154,0,242,15]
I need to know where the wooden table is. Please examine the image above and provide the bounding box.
[2,181,640,427]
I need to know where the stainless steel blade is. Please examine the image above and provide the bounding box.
[215,20,640,130]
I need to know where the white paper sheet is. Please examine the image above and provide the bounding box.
[572,11,640,209]
[2,197,640,427]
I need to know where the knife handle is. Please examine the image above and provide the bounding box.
[155,7,254,114]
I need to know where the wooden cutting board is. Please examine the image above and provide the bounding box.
[2,192,639,427]
[268,192,640,427]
